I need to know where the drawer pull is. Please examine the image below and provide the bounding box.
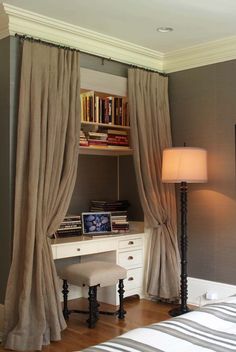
[128,256,133,260]
[128,241,134,245]
[77,248,81,251]
[128,277,134,281]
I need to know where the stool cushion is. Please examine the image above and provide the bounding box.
[59,261,127,287]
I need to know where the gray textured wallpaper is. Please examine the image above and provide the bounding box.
[169,59,236,285]
[0,36,19,302]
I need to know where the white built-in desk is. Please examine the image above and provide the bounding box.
[52,224,147,305]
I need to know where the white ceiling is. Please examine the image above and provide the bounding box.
[4,0,236,53]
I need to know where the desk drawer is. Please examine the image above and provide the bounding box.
[55,240,116,259]
[124,267,143,291]
[119,237,143,249]
[118,249,143,268]
[56,243,91,258]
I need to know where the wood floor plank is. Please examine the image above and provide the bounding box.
[0,297,176,352]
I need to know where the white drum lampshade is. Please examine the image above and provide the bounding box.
[162,147,207,184]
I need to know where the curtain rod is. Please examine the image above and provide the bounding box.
[15,33,167,77]
[15,33,81,53]
[83,51,168,77]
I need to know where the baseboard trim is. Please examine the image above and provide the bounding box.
[188,277,236,306]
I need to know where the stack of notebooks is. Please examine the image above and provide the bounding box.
[56,215,82,237]
[80,130,89,147]
[107,129,129,149]
[87,131,108,147]
[79,130,130,149]
[90,200,129,233]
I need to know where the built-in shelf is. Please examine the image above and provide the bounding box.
[80,69,131,156]
[79,146,133,156]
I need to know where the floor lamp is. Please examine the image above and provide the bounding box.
[162,147,207,317]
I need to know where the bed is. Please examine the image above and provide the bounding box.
[81,296,236,352]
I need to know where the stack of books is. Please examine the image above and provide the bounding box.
[80,130,89,147]
[90,200,130,233]
[111,211,129,233]
[87,131,108,147]
[56,215,82,237]
[90,200,129,212]
[107,129,129,149]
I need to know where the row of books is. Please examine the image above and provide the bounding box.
[80,91,129,127]
[79,129,130,149]
[54,199,130,238]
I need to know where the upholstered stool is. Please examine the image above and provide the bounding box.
[59,261,127,328]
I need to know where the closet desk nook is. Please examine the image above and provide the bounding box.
[51,223,145,305]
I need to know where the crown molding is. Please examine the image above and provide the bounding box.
[0,3,10,39]
[164,36,236,73]
[2,3,236,73]
[0,3,164,71]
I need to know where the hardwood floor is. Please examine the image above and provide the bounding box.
[1,297,176,352]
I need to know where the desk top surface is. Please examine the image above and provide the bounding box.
[51,230,144,246]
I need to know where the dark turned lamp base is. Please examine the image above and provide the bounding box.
[169,305,191,317]
[169,182,190,319]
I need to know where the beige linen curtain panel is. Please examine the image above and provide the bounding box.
[3,40,80,350]
[128,68,180,300]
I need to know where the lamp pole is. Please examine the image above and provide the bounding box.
[169,181,190,317]
[180,181,190,314]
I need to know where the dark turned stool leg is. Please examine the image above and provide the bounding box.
[62,279,70,320]
[117,279,126,319]
[94,286,100,322]
[87,285,99,328]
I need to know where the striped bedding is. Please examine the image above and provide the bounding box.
[81,296,236,352]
